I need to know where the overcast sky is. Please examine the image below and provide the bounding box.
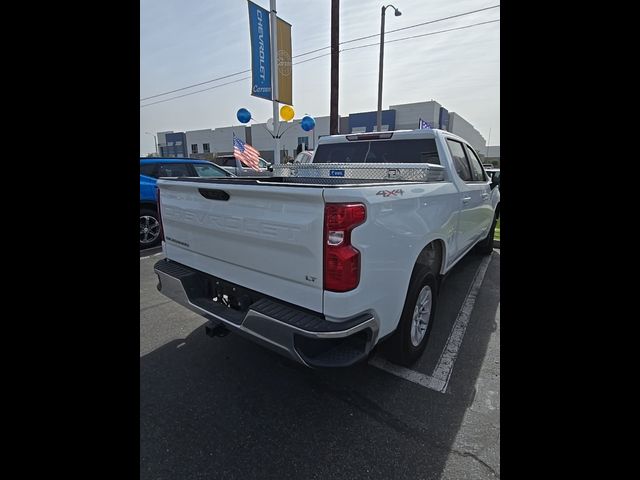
[140,0,500,155]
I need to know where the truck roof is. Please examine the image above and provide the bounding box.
[317,128,468,145]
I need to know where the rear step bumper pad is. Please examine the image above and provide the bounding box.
[154,259,379,367]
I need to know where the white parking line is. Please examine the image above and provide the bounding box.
[430,254,491,392]
[369,254,493,393]
[140,252,163,260]
[368,356,446,391]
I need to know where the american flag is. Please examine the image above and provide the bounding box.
[419,118,432,130]
[233,133,261,171]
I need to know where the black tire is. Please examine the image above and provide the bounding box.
[385,264,438,366]
[140,208,162,249]
[475,213,497,254]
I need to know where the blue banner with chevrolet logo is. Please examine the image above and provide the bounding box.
[248,1,272,100]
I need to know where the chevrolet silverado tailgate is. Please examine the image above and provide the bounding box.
[156,179,325,312]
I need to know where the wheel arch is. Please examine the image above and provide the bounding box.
[140,202,158,214]
[414,238,446,276]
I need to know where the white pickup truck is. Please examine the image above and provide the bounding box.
[153,129,500,367]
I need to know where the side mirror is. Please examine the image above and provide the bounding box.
[267,164,274,172]
[490,173,500,190]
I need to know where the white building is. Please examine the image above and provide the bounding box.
[390,101,487,154]
[249,115,331,162]
[185,129,215,156]
[390,100,442,130]
[448,112,486,154]
[212,126,248,154]
[166,100,490,162]
[485,146,500,165]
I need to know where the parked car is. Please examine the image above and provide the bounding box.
[293,150,314,164]
[140,158,233,248]
[153,129,500,367]
[214,155,273,176]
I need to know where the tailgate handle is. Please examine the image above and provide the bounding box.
[199,189,230,201]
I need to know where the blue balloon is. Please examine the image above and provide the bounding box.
[301,115,316,132]
[237,108,251,124]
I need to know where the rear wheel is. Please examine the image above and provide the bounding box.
[386,264,438,366]
[140,208,161,248]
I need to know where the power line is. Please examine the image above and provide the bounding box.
[290,5,500,59]
[291,52,333,66]
[291,45,331,59]
[140,18,499,109]
[341,19,500,52]
[140,52,334,108]
[140,76,251,108]
[140,70,250,101]
[338,4,500,48]
[140,5,500,102]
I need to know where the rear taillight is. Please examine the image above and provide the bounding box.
[323,203,366,292]
[155,187,164,242]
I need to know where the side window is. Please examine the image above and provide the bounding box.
[140,164,157,178]
[464,145,486,182]
[157,163,191,177]
[193,163,228,177]
[446,139,472,182]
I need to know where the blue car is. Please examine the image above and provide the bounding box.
[140,157,233,248]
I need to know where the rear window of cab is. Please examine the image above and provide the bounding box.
[313,139,440,164]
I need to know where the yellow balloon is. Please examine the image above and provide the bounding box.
[280,105,295,121]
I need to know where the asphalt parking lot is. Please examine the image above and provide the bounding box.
[140,248,500,479]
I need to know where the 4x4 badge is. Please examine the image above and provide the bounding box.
[376,189,404,197]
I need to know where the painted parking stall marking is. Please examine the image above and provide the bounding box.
[369,253,493,393]
[368,356,446,392]
[430,254,492,392]
[140,252,163,260]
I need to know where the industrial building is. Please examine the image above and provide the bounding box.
[484,146,500,166]
[156,100,492,162]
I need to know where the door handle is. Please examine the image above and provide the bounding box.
[481,193,489,199]
[462,196,472,204]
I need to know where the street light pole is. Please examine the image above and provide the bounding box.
[377,5,401,132]
[486,128,491,158]
[145,132,158,156]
